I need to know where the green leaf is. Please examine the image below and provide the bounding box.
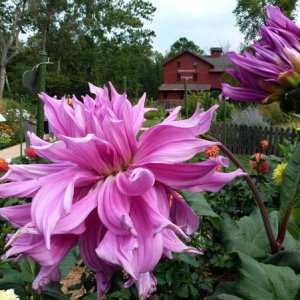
[264,250,300,274]
[279,143,300,225]
[180,190,219,217]
[60,246,80,278]
[222,209,298,259]
[175,253,200,268]
[82,293,97,300]
[209,252,300,300]
[0,263,26,285]
[206,294,243,300]
[42,282,70,300]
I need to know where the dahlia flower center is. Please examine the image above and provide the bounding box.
[104,159,132,177]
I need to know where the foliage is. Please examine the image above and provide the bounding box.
[233,0,299,44]
[207,252,300,300]
[4,0,162,100]
[144,105,165,120]
[259,102,287,125]
[166,37,204,58]
[231,105,270,127]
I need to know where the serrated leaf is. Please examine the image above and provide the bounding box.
[222,209,298,259]
[180,190,219,217]
[279,143,300,225]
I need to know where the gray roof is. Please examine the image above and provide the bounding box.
[159,84,211,91]
[162,51,232,71]
[201,55,232,67]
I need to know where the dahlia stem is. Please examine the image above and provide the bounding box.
[203,135,279,253]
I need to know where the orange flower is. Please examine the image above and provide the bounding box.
[25,147,37,159]
[260,139,269,149]
[205,145,220,158]
[249,153,269,173]
[0,158,9,173]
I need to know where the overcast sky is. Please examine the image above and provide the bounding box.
[146,0,300,55]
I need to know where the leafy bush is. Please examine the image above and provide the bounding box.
[259,102,287,124]
[231,105,270,127]
[144,105,165,120]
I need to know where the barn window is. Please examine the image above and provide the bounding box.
[177,61,181,68]
[177,73,181,81]
[193,73,198,81]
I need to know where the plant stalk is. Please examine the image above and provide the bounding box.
[203,135,279,253]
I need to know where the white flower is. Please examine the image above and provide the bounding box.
[0,289,19,300]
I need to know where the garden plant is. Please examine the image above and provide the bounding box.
[0,5,300,300]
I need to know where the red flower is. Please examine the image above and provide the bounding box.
[260,140,269,149]
[25,147,37,159]
[0,158,9,173]
[250,153,269,173]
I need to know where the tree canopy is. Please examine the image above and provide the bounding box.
[3,0,165,100]
[233,0,299,44]
[167,37,204,58]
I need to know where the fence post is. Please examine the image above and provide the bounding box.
[36,51,47,139]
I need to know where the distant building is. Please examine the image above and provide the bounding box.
[158,48,231,107]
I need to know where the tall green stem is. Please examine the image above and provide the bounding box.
[203,135,280,253]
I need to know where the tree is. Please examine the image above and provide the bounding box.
[167,37,204,58]
[12,0,157,99]
[233,0,299,44]
[0,0,28,99]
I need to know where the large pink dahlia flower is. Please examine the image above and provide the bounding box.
[0,83,244,299]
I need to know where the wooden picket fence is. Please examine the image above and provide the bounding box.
[209,123,298,155]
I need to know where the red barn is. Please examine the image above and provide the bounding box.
[158,48,231,106]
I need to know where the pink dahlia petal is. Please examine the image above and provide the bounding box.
[163,229,202,255]
[54,185,99,234]
[169,191,199,235]
[0,179,41,198]
[116,168,155,196]
[130,199,164,273]
[60,134,112,173]
[222,83,268,102]
[2,163,72,181]
[132,93,147,135]
[31,175,77,248]
[33,266,61,293]
[0,204,31,227]
[79,211,114,299]
[146,157,228,191]
[135,125,217,164]
[134,272,157,300]
[162,103,217,135]
[193,168,246,192]
[28,133,72,162]
[98,177,136,235]
[267,5,300,37]
[96,231,138,279]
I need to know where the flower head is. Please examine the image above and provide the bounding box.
[205,145,220,158]
[250,153,270,174]
[0,289,19,300]
[25,147,37,159]
[222,6,300,114]
[0,158,9,173]
[260,139,269,149]
[0,83,244,299]
[273,162,288,186]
